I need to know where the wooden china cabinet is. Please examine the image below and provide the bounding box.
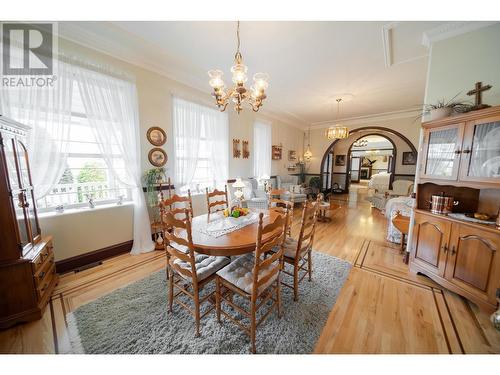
[410,106,500,313]
[0,116,58,329]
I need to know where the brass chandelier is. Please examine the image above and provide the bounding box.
[325,98,349,140]
[208,21,269,113]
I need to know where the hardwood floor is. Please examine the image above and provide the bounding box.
[0,186,498,354]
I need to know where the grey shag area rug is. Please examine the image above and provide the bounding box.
[67,251,351,354]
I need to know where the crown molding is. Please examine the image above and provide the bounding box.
[422,21,498,48]
[310,108,420,130]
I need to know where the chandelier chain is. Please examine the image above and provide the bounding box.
[236,21,241,57]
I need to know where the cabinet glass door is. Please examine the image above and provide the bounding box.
[2,136,21,190]
[16,140,32,188]
[461,120,500,181]
[25,188,41,244]
[422,124,463,180]
[12,192,30,249]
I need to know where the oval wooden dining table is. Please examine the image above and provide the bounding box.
[185,209,282,257]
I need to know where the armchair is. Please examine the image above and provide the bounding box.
[227,178,268,210]
[369,179,414,212]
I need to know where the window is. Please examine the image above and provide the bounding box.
[36,84,132,211]
[173,97,228,194]
[253,120,272,179]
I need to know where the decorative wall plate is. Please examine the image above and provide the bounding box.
[147,126,167,146]
[148,148,168,167]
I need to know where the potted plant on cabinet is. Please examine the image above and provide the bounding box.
[422,94,473,121]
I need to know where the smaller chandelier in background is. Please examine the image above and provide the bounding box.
[353,139,368,147]
[326,98,349,140]
[208,21,269,113]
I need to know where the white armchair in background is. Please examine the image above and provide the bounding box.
[368,179,414,212]
[228,177,268,209]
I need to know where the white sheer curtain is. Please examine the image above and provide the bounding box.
[253,120,272,178]
[0,57,74,199]
[75,67,154,254]
[173,97,202,189]
[205,107,229,186]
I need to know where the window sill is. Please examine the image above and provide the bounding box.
[38,201,134,219]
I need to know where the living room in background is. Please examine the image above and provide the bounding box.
[253,120,271,180]
[172,96,229,195]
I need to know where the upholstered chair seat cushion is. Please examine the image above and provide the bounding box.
[271,238,302,259]
[282,238,300,258]
[172,254,231,282]
[170,242,189,254]
[216,253,278,294]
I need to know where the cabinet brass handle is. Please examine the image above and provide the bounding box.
[443,244,448,253]
[454,149,461,155]
[39,271,45,279]
[451,245,456,255]
[462,148,471,154]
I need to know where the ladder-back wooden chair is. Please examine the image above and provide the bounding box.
[268,189,294,235]
[205,185,229,219]
[159,190,193,222]
[159,191,194,279]
[164,209,230,337]
[280,200,319,301]
[215,210,289,353]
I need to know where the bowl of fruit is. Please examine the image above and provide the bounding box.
[223,206,250,218]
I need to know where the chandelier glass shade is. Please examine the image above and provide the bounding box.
[208,22,269,113]
[325,98,349,140]
[303,126,313,161]
[303,145,312,161]
[326,126,349,140]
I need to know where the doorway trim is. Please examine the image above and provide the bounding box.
[320,126,417,193]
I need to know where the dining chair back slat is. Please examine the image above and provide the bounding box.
[206,186,229,218]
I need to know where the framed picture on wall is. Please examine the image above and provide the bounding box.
[147,126,167,146]
[288,150,297,161]
[148,148,168,167]
[402,151,417,165]
[335,154,346,166]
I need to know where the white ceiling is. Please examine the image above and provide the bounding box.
[57,21,467,128]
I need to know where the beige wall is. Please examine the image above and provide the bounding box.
[39,37,303,261]
[424,23,500,109]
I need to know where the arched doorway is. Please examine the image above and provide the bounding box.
[346,133,396,191]
[320,126,417,193]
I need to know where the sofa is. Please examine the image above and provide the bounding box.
[368,179,414,212]
[276,175,307,204]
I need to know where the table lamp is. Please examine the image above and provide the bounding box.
[232,178,246,207]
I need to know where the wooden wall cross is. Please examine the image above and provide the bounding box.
[467,81,492,109]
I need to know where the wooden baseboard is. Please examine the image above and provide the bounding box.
[55,240,133,274]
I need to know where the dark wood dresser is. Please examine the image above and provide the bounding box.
[410,106,500,313]
[0,116,58,329]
